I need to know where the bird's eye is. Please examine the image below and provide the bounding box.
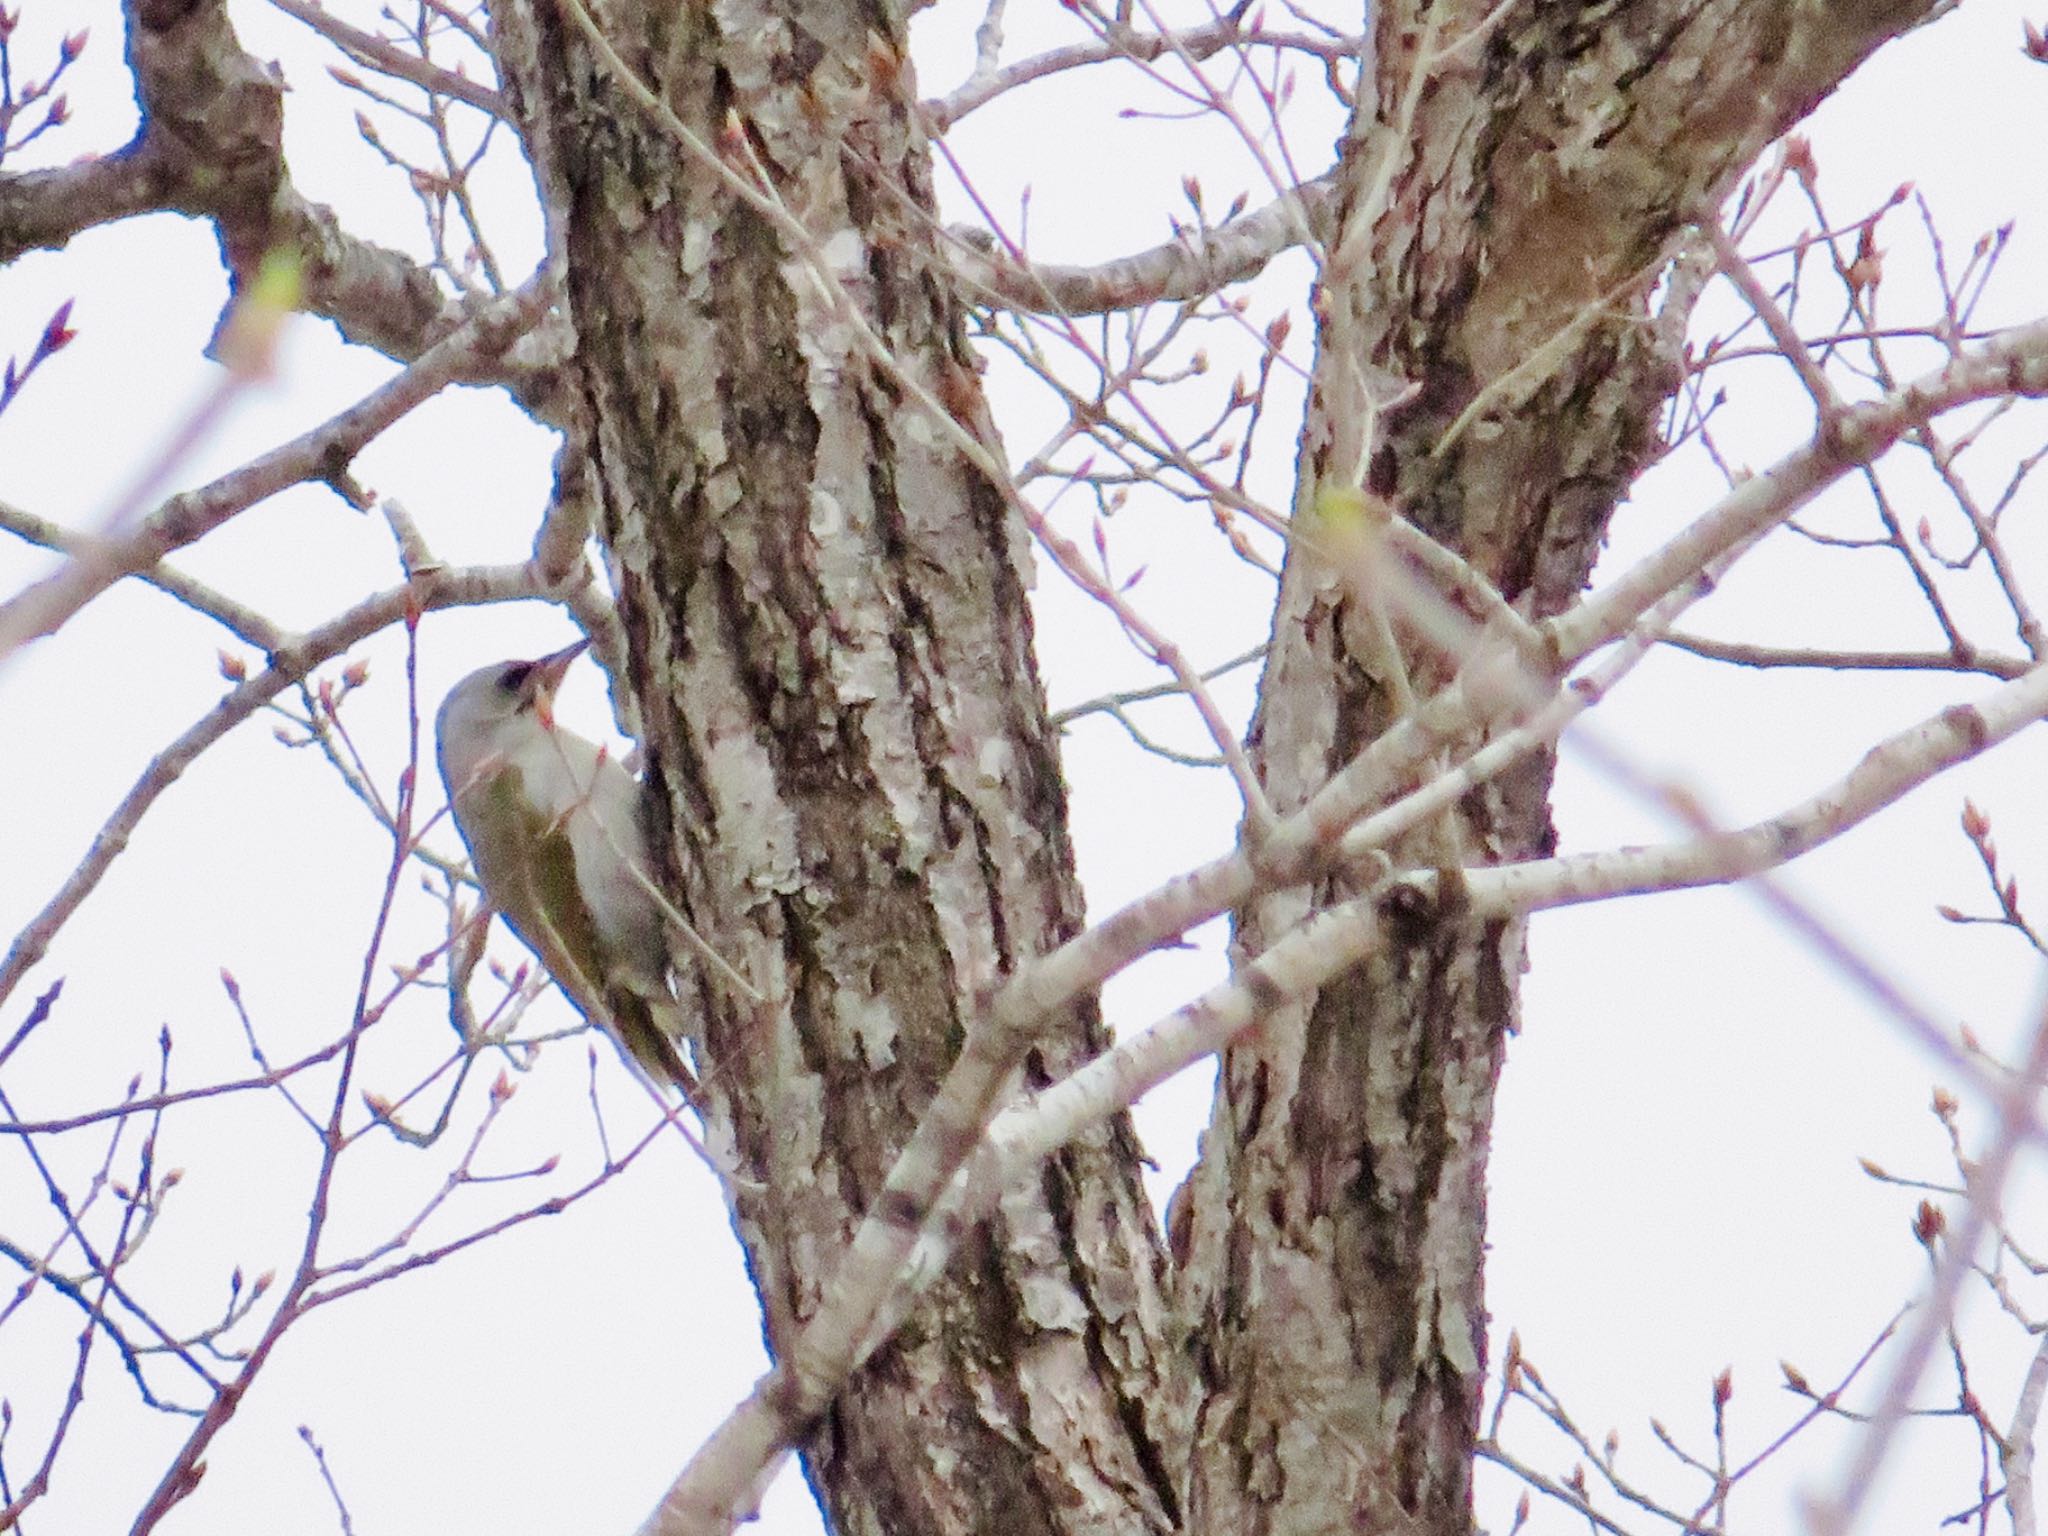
[497,663,532,694]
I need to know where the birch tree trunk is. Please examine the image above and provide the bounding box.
[493,2,1945,1534]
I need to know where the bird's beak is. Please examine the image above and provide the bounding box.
[526,638,591,727]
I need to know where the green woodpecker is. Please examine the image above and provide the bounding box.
[434,641,695,1096]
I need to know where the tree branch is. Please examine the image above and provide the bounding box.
[948,173,1335,315]
[922,17,1360,132]
[0,497,286,650]
[0,277,551,658]
[1664,630,2031,678]
[0,149,179,260]
[653,636,2048,1536]
[263,0,503,117]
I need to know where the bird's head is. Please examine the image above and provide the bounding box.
[435,638,591,778]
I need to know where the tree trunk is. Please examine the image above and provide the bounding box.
[491,3,1184,1534]
[1175,4,1944,1534]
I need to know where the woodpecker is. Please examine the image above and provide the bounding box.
[435,640,695,1096]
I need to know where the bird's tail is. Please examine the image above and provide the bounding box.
[609,985,703,1110]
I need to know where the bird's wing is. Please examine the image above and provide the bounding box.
[467,769,697,1100]
[467,768,612,1009]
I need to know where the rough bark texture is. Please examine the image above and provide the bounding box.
[490,3,1183,1534]
[1172,4,1946,1535]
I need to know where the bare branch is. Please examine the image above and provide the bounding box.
[948,174,1335,316]
[265,0,503,116]
[0,498,285,650]
[0,148,179,261]
[1811,998,2048,1536]
[1050,642,1265,728]
[1555,313,2048,664]
[2002,1325,2048,1536]
[654,636,2048,1536]
[1664,631,2031,679]
[1706,211,1840,416]
[0,277,551,658]
[921,15,1359,131]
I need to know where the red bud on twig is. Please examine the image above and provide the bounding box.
[1913,1200,1946,1248]
[38,300,76,357]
